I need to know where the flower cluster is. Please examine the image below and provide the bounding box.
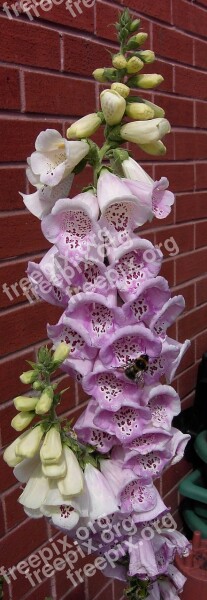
[3,10,191,600]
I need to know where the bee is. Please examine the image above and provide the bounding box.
[124,354,149,384]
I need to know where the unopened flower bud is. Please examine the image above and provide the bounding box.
[129,18,141,32]
[120,118,171,145]
[3,437,24,467]
[42,452,66,478]
[53,342,70,364]
[14,396,38,412]
[33,381,43,391]
[15,424,44,458]
[112,53,127,69]
[67,113,102,140]
[40,427,62,464]
[20,370,38,385]
[139,140,167,155]
[100,89,126,126]
[58,446,83,496]
[126,102,154,120]
[127,32,148,50]
[137,50,155,64]
[11,411,35,431]
[128,73,164,89]
[35,386,53,415]
[126,56,144,74]
[143,99,165,118]
[92,68,107,82]
[111,82,130,98]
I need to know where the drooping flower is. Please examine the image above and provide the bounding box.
[125,175,175,220]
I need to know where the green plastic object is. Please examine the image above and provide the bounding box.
[179,469,207,503]
[182,500,207,538]
[194,430,207,463]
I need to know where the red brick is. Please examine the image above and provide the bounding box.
[194,38,207,71]
[0,499,5,537]
[178,304,207,339]
[1,518,48,568]
[24,71,96,116]
[3,486,27,531]
[96,1,151,42]
[159,258,175,287]
[0,118,62,162]
[155,163,194,193]
[0,167,26,211]
[0,302,61,358]
[163,486,179,514]
[174,131,207,161]
[176,339,195,376]
[153,59,173,94]
[64,35,113,77]
[162,460,192,495]
[155,94,194,128]
[175,64,207,100]
[0,65,20,110]
[195,221,207,248]
[0,255,43,309]
[22,2,95,32]
[176,192,207,223]
[121,0,172,23]
[0,453,18,494]
[173,282,195,314]
[196,162,207,190]
[0,349,35,403]
[0,214,50,259]
[195,101,207,129]
[173,0,207,38]
[153,23,193,65]
[196,278,207,306]
[155,224,194,256]
[177,362,198,398]
[176,248,207,284]
[181,391,195,410]
[196,329,207,359]
[0,14,60,69]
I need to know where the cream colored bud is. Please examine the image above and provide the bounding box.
[126,102,154,120]
[138,50,155,64]
[120,118,171,145]
[100,89,126,126]
[14,396,38,412]
[15,424,44,458]
[127,32,148,48]
[40,427,62,465]
[126,56,144,74]
[139,140,167,155]
[57,446,84,496]
[35,387,53,415]
[143,99,165,118]
[67,114,102,139]
[3,437,24,467]
[112,54,127,69]
[20,370,37,385]
[128,73,164,89]
[92,68,107,82]
[111,82,130,98]
[42,453,66,478]
[53,342,70,364]
[11,412,35,432]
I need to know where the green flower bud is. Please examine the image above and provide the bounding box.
[33,381,43,391]
[112,53,127,69]
[126,32,148,50]
[126,102,154,120]
[129,19,141,32]
[67,114,102,140]
[111,82,130,98]
[11,412,35,432]
[40,427,63,465]
[128,73,164,89]
[14,396,38,412]
[143,99,165,118]
[92,68,107,82]
[35,386,53,415]
[53,342,70,364]
[20,370,38,385]
[15,424,44,458]
[137,50,155,64]
[126,56,144,74]
[139,140,167,155]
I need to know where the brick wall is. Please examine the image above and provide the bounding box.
[0,1,207,599]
